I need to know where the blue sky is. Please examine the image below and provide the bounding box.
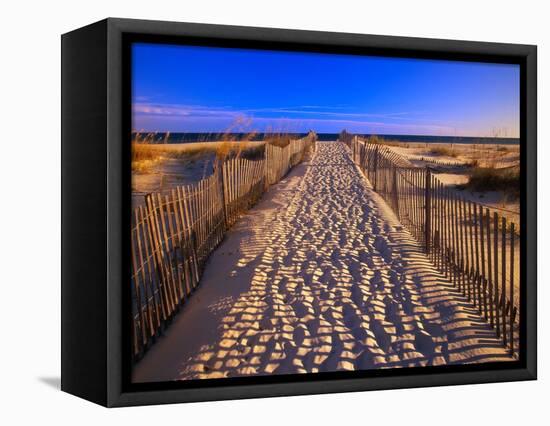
[132,43,520,137]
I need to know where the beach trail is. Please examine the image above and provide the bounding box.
[133,142,513,383]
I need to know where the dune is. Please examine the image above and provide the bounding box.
[132,140,266,207]
[387,142,520,222]
[135,140,265,154]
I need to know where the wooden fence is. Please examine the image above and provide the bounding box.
[130,133,317,359]
[413,156,473,168]
[349,137,519,355]
[265,138,312,185]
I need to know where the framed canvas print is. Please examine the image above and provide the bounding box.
[61,18,537,407]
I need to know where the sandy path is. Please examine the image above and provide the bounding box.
[133,142,513,383]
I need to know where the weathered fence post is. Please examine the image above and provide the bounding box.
[425,167,432,253]
[264,143,270,190]
[373,145,379,191]
[216,160,228,230]
[361,142,368,172]
[392,165,399,216]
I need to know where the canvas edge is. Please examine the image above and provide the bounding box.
[61,18,110,407]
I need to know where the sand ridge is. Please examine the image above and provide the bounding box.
[132,142,513,383]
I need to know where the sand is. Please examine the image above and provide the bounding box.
[132,141,266,208]
[387,142,520,169]
[132,142,514,383]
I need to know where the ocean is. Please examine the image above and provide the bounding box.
[132,132,520,145]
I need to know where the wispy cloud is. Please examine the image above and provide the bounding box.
[248,116,457,134]
[133,103,238,118]
[241,107,417,120]
[132,102,462,135]
[133,102,419,122]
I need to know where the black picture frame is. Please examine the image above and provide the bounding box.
[61,17,537,407]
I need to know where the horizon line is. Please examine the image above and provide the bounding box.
[131,130,520,140]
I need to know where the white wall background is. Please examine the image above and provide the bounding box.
[0,0,546,423]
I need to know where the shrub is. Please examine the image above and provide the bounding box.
[132,142,157,162]
[367,135,384,144]
[466,166,520,197]
[429,146,458,157]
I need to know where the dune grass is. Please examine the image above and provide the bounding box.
[429,146,458,157]
[364,135,408,147]
[131,127,316,173]
[264,133,294,148]
[132,140,165,172]
[380,140,410,148]
[131,129,270,173]
[466,166,520,197]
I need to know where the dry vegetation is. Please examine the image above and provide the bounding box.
[132,138,165,173]
[466,166,520,198]
[365,135,384,145]
[353,135,521,206]
[380,140,411,148]
[131,128,293,173]
[264,132,295,148]
[429,146,458,157]
[132,139,265,173]
[338,130,388,146]
[468,139,519,166]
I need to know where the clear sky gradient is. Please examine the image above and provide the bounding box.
[132,43,520,137]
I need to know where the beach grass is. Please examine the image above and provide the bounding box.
[429,146,458,157]
[466,166,520,197]
[131,130,268,172]
[264,133,293,148]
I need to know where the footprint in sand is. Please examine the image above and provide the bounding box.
[374,235,393,262]
[371,218,381,235]
[306,317,322,336]
[319,288,331,301]
[351,325,369,344]
[319,349,340,371]
[355,348,376,370]
[369,315,392,353]
[258,337,278,366]
[259,316,275,331]
[292,324,308,347]
[350,285,365,309]
[358,249,371,264]
[342,304,361,329]
[434,303,455,319]
[277,276,290,294]
[400,288,416,315]
[369,270,385,292]
[383,295,400,320]
[419,314,446,337]
[414,330,437,358]
[274,342,301,374]
[292,300,310,318]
